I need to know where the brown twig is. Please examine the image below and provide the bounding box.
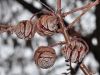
[63,0,99,17]
[66,0,100,30]
[49,41,66,47]
[0,24,14,33]
[80,63,93,75]
[63,2,92,17]
[57,0,70,44]
[56,0,100,75]
[57,0,61,14]
[59,16,71,44]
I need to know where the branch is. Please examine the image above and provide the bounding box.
[63,2,92,17]
[63,0,100,17]
[80,63,93,75]
[0,24,13,34]
[49,41,66,47]
[66,0,100,30]
[39,0,54,12]
[57,0,61,14]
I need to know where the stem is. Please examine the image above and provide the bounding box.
[66,0,99,30]
[57,0,70,44]
[0,24,13,33]
[80,63,93,75]
[63,0,99,17]
[62,2,92,17]
[49,41,66,47]
[59,17,70,44]
[57,0,61,14]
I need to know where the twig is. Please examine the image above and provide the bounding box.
[59,16,71,44]
[63,0,99,17]
[49,41,66,47]
[63,2,92,17]
[56,0,100,75]
[80,63,93,75]
[66,0,100,30]
[57,0,70,44]
[57,0,61,14]
[0,24,14,33]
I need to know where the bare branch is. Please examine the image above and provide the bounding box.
[63,2,92,17]
[63,0,100,17]
[80,63,93,75]
[57,0,61,14]
[49,41,66,47]
[0,24,14,34]
[66,0,100,30]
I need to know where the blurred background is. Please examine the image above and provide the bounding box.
[0,0,100,75]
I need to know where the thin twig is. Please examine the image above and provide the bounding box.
[80,63,93,75]
[38,0,54,13]
[0,24,14,33]
[59,16,71,44]
[57,0,70,44]
[56,0,100,75]
[66,0,100,30]
[57,0,61,14]
[63,0,99,17]
[49,41,66,47]
[63,2,92,17]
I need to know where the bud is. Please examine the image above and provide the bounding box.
[61,37,89,63]
[14,20,36,40]
[36,15,59,36]
[34,46,57,69]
